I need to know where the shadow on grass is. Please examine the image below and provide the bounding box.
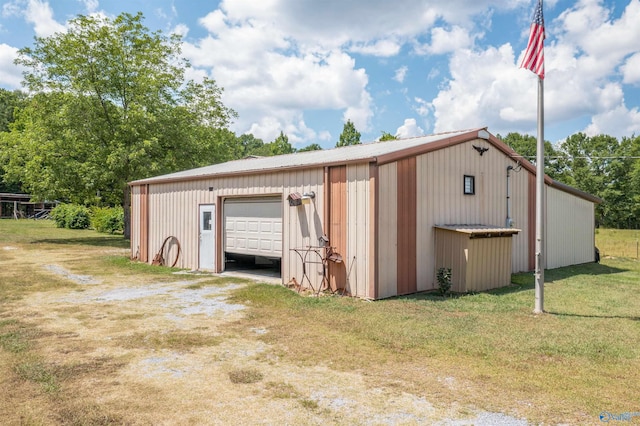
[545,311,640,321]
[397,262,630,302]
[511,262,628,287]
[32,237,129,249]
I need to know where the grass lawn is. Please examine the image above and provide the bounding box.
[1,220,639,425]
[596,227,640,260]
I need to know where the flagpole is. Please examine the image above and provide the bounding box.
[534,75,545,314]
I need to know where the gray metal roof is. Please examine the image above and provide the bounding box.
[434,224,521,236]
[130,128,487,185]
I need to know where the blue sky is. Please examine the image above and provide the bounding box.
[1,0,639,149]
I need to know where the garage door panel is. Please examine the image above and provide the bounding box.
[224,197,283,258]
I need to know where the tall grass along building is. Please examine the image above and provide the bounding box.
[129,128,600,299]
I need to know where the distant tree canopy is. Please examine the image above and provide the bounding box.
[499,132,571,182]
[379,131,397,141]
[336,119,361,147]
[270,131,295,155]
[0,12,236,237]
[0,89,25,192]
[298,143,323,152]
[500,132,640,229]
[0,89,25,133]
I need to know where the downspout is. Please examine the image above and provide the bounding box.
[506,163,521,228]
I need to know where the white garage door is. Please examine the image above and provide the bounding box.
[224,197,283,258]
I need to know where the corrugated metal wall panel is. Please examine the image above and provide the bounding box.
[130,185,141,260]
[283,169,324,290]
[434,230,468,292]
[416,139,528,289]
[546,186,595,269]
[396,157,417,295]
[377,163,398,299]
[346,163,371,298]
[466,237,513,292]
[436,230,513,293]
[507,167,530,273]
[328,166,348,292]
[140,169,325,289]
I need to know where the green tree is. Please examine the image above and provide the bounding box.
[559,133,634,228]
[599,135,639,228]
[237,133,266,157]
[0,89,25,193]
[1,12,235,237]
[560,133,616,196]
[298,143,323,152]
[270,131,295,155]
[629,135,640,227]
[500,132,570,183]
[379,131,397,141]
[0,89,25,132]
[336,119,361,147]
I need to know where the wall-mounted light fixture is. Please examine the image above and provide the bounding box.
[301,191,316,205]
[287,192,302,206]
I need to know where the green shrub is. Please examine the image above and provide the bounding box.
[436,267,452,297]
[90,206,124,234]
[50,204,90,229]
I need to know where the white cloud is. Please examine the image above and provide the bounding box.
[413,97,431,117]
[183,5,375,143]
[179,1,543,143]
[621,52,640,85]
[171,23,189,38]
[583,104,640,137]
[24,0,65,37]
[350,39,401,57]
[428,0,640,138]
[198,9,227,35]
[343,89,373,133]
[2,0,65,37]
[396,118,424,138]
[216,0,528,54]
[394,66,408,83]
[80,0,99,13]
[418,25,475,55]
[431,43,527,134]
[0,43,23,88]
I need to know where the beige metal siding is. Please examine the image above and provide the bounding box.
[139,168,325,290]
[346,164,372,298]
[377,162,398,299]
[417,139,530,290]
[466,237,513,291]
[434,230,468,292]
[546,185,595,269]
[130,185,141,260]
[435,229,514,292]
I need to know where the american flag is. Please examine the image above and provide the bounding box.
[520,0,545,79]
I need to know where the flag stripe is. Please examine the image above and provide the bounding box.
[520,0,545,79]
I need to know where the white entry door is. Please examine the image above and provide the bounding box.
[199,204,216,270]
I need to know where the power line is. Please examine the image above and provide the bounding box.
[510,155,640,160]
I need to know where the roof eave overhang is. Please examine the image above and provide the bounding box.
[128,156,378,186]
[375,128,489,166]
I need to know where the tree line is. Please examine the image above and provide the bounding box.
[499,132,640,229]
[0,12,638,234]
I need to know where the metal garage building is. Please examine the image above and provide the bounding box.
[128,128,600,299]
